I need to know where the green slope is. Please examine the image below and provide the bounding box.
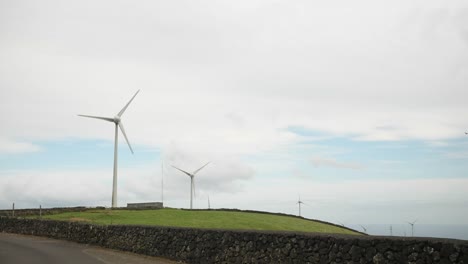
[41,208,360,235]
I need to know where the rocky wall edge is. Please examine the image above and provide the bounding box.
[1,217,467,264]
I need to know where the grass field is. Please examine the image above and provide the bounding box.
[41,208,360,235]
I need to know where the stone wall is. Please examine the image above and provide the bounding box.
[1,217,467,263]
[0,206,103,217]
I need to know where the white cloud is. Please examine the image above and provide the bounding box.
[1,0,468,150]
[0,139,41,154]
[310,157,364,170]
[2,167,466,225]
[0,154,255,209]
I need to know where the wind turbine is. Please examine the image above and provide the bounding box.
[78,90,139,208]
[161,161,164,204]
[297,195,305,217]
[359,225,368,234]
[407,220,417,237]
[208,195,211,209]
[172,162,210,209]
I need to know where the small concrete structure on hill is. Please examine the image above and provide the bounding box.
[126,202,163,209]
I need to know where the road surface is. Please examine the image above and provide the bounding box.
[0,233,180,264]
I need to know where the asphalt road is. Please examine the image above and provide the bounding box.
[0,233,180,264]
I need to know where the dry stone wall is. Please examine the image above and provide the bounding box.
[0,206,97,217]
[1,217,467,263]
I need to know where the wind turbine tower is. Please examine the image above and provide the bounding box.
[297,195,305,217]
[407,220,417,237]
[78,90,139,208]
[172,162,210,209]
[161,161,164,204]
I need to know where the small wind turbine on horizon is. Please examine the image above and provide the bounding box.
[359,225,367,234]
[161,161,164,204]
[78,90,139,208]
[407,219,417,237]
[297,195,305,217]
[208,195,211,209]
[172,162,210,209]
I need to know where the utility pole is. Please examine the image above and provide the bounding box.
[12,202,15,217]
[161,162,164,204]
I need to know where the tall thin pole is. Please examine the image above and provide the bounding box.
[390,225,393,236]
[112,123,119,208]
[161,162,164,204]
[39,205,42,218]
[190,176,193,209]
[12,202,15,217]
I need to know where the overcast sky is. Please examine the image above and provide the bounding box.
[1,0,468,233]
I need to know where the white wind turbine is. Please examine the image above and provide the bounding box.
[78,90,139,208]
[359,225,368,234]
[297,195,306,217]
[172,162,210,209]
[407,219,417,237]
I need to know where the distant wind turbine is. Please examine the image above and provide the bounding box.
[161,161,164,204]
[172,162,210,209]
[297,195,306,217]
[407,220,417,237]
[78,90,139,208]
[359,225,367,233]
[208,195,211,209]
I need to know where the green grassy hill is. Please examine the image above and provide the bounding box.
[40,208,361,236]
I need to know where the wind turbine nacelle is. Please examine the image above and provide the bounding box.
[114,116,121,123]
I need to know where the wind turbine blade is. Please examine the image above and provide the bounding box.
[117,90,140,117]
[78,115,114,122]
[172,165,193,177]
[192,161,211,175]
[118,122,133,154]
